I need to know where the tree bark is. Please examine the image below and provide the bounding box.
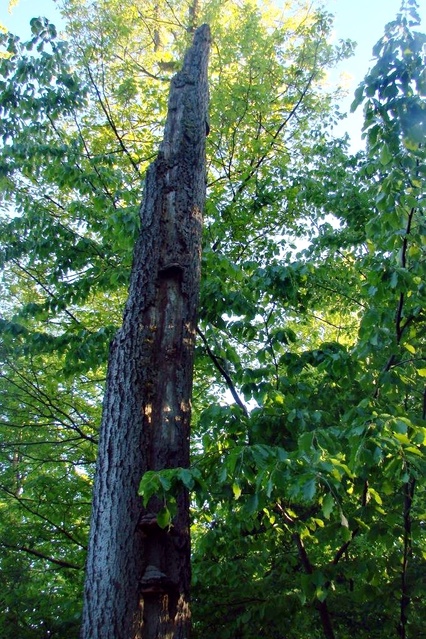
[80,24,210,639]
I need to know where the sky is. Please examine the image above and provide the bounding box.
[0,0,425,150]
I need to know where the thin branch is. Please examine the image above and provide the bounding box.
[332,529,358,566]
[395,206,415,343]
[114,52,164,81]
[263,307,280,390]
[230,42,322,204]
[314,281,366,309]
[12,260,82,327]
[196,327,248,416]
[0,541,82,570]
[0,485,87,550]
[73,114,119,209]
[398,476,416,639]
[292,532,336,639]
[85,65,141,176]
[333,480,368,565]
[3,361,97,444]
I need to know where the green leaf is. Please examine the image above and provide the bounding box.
[303,478,316,501]
[177,468,195,490]
[232,483,242,499]
[157,506,171,529]
[379,144,393,165]
[322,493,334,519]
[350,84,364,112]
[299,432,314,454]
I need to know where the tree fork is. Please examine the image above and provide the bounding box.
[80,24,210,639]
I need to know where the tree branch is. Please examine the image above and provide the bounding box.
[398,475,416,639]
[0,485,87,550]
[85,65,141,177]
[196,327,248,416]
[292,532,336,639]
[0,541,82,570]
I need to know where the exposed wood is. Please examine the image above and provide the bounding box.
[80,24,210,639]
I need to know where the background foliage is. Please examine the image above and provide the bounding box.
[0,1,425,637]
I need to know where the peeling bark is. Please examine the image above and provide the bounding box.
[81,24,210,639]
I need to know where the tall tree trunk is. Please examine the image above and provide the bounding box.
[80,24,210,639]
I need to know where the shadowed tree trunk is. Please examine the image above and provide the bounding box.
[80,24,210,639]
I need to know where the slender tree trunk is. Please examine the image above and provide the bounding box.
[292,533,336,639]
[80,24,210,639]
[398,475,415,639]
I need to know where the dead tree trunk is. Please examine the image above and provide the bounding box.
[80,24,210,639]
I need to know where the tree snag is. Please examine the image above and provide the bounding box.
[80,24,210,639]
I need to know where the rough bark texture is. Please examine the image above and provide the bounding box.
[81,24,210,639]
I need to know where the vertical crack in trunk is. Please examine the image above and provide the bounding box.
[81,24,210,639]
